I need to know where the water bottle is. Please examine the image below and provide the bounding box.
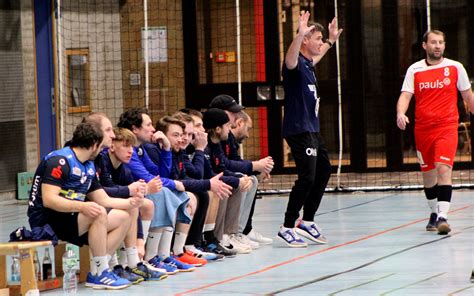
[42,247,52,280]
[10,256,20,283]
[62,246,78,294]
[33,250,41,281]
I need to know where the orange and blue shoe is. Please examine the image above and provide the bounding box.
[174,252,207,267]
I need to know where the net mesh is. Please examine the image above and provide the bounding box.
[52,0,473,194]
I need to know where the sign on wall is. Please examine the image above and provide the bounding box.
[141,26,167,62]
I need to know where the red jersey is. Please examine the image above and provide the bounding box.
[401,58,471,128]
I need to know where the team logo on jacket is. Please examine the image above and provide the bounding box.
[51,166,63,179]
[179,161,184,172]
[88,168,94,175]
[72,167,82,176]
[137,147,143,156]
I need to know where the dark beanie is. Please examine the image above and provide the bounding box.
[203,108,230,130]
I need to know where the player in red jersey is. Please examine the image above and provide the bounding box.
[396,30,473,235]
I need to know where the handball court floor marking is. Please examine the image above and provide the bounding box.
[1,191,473,295]
[176,204,472,295]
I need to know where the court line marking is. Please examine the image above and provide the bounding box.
[175,204,472,296]
[328,273,396,295]
[380,272,446,295]
[314,195,395,217]
[448,285,474,295]
[270,228,469,294]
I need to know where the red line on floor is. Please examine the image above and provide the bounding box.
[176,205,471,295]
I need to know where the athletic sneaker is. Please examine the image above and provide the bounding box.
[185,247,219,261]
[275,227,307,248]
[426,213,438,231]
[436,217,451,235]
[247,229,273,245]
[196,247,225,261]
[112,265,144,284]
[225,234,252,254]
[295,221,328,244]
[142,260,168,274]
[148,256,179,275]
[163,256,196,272]
[174,252,207,266]
[85,269,132,290]
[203,241,237,258]
[131,262,168,281]
[470,270,474,283]
[234,233,259,249]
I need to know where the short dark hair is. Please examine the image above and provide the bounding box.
[423,30,445,43]
[155,116,185,134]
[297,21,324,35]
[117,108,149,131]
[70,122,104,149]
[179,108,203,119]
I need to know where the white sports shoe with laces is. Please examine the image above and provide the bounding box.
[247,229,273,245]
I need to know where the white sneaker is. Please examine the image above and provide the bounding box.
[235,233,259,249]
[225,234,251,254]
[247,229,273,245]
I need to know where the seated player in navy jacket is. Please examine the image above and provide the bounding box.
[95,127,167,281]
[158,114,232,260]
[209,96,275,246]
[117,108,202,269]
[202,109,254,254]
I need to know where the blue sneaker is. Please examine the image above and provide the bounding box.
[148,256,179,275]
[163,256,196,272]
[296,222,328,244]
[85,272,96,288]
[112,265,144,284]
[275,227,307,248]
[131,262,168,281]
[86,269,132,290]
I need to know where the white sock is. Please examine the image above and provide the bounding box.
[145,230,163,261]
[185,244,197,252]
[302,220,314,227]
[93,256,109,275]
[173,232,188,255]
[118,246,128,267]
[158,227,174,258]
[89,249,97,275]
[142,220,151,244]
[108,252,119,267]
[203,223,215,232]
[427,199,437,213]
[126,247,140,268]
[280,225,292,232]
[437,201,450,219]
